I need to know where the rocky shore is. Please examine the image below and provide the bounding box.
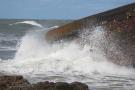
[0,75,89,90]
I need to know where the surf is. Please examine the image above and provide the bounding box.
[0,26,134,76]
[10,21,43,27]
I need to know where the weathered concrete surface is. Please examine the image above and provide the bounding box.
[0,75,89,90]
[46,3,135,41]
[45,3,135,67]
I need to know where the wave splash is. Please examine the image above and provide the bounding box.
[0,26,134,78]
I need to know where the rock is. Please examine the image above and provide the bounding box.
[0,75,89,90]
[71,82,89,90]
[55,82,71,90]
[0,81,7,90]
[30,81,89,90]
[30,81,55,90]
[0,75,29,90]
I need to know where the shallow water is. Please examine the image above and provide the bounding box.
[0,19,135,90]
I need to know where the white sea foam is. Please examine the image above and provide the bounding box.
[10,21,43,27]
[0,26,134,78]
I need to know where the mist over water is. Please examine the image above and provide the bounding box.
[0,20,135,89]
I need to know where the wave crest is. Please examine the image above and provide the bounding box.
[9,21,43,27]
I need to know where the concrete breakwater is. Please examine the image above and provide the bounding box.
[45,3,135,67]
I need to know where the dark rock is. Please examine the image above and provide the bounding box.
[0,75,89,90]
[71,82,89,90]
[55,82,71,90]
[0,75,29,90]
[30,81,55,90]
[0,81,7,90]
[30,81,89,90]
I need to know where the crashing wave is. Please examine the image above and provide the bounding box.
[9,21,43,27]
[0,27,134,76]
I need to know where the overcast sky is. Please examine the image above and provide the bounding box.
[0,0,134,19]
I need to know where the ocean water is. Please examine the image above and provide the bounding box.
[0,19,135,90]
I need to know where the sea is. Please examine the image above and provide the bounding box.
[0,19,135,90]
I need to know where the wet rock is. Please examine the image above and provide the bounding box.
[30,81,89,90]
[71,82,89,90]
[0,81,7,90]
[55,82,71,90]
[29,81,55,90]
[0,75,29,90]
[0,75,89,90]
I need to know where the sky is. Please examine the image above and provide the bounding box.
[0,0,134,20]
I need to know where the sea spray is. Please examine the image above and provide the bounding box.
[0,26,135,89]
[0,26,134,76]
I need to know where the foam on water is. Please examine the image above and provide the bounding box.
[0,26,134,78]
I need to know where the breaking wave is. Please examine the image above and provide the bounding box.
[0,26,134,78]
[9,21,43,27]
